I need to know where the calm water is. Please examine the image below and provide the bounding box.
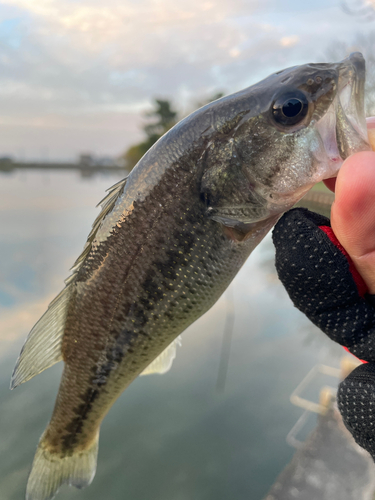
[0,169,345,500]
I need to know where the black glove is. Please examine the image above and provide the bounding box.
[272,207,375,459]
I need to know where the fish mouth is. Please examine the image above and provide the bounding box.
[336,52,369,156]
[316,52,370,178]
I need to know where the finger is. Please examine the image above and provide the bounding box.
[331,151,375,294]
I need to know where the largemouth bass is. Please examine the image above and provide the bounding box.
[12,52,370,500]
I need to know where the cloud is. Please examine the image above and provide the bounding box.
[280,35,299,48]
[0,296,50,347]
[4,0,257,59]
[0,0,372,159]
[0,0,262,108]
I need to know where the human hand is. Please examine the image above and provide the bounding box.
[324,117,375,294]
[272,118,375,459]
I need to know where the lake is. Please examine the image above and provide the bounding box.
[0,169,345,500]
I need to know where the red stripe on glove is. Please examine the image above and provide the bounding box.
[319,226,368,297]
[319,225,368,364]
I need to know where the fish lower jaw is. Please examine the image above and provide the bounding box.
[265,185,315,215]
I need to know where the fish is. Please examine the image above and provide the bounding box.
[11,52,370,500]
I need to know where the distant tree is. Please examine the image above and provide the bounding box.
[121,93,226,171]
[143,99,178,137]
[121,99,178,170]
[325,32,375,116]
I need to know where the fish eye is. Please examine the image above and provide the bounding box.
[272,90,309,127]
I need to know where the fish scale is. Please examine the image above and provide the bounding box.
[48,161,256,459]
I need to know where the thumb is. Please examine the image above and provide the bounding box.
[331,150,375,294]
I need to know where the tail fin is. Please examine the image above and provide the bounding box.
[26,432,99,500]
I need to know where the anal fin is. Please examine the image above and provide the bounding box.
[140,336,181,376]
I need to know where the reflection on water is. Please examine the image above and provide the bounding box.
[0,170,344,500]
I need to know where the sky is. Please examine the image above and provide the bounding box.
[0,0,374,161]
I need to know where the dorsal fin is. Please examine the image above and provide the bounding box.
[10,283,73,389]
[70,176,128,272]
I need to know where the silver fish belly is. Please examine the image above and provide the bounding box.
[12,52,370,500]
